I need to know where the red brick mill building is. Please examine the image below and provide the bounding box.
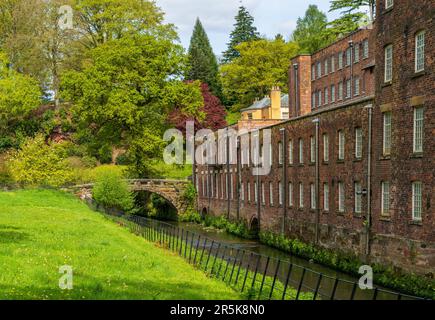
[194,0,434,276]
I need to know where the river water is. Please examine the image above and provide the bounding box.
[167,221,413,300]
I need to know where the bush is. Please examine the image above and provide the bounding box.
[6,135,74,187]
[92,170,136,214]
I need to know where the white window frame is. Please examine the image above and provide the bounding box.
[363,39,369,59]
[318,90,322,107]
[248,182,251,202]
[323,134,329,162]
[413,107,424,153]
[386,0,394,9]
[331,85,336,103]
[383,112,392,156]
[317,62,321,78]
[355,127,362,159]
[338,130,345,160]
[299,138,304,164]
[412,181,422,221]
[289,182,293,207]
[338,182,345,213]
[278,142,283,165]
[324,87,329,105]
[381,181,390,216]
[338,52,343,69]
[324,59,328,75]
[240,182,244,201]
[323,183,329,212]
[346,47,352,66]
[310,183,316,210]
[384,45,393,83]
[346,79,351,98]
[338,82,343,100]
[261,182,265,205]
[299,183,304,208]
[415,31,425,73]
[310,136,315,163]
[254,182,258,203]
[289,140,293,165]
[269,182,274,206]
[354,44,360,63]
[279,182,283,206]
[354,77,360,96]
[331,56,335,73]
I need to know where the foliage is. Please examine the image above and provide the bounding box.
[6,135,74,187]
[0,189,241,300]
[182,182,197,205]
[147,161,192,180]
[330,0,376,21]
[291,5,335,54]
[145,193,177,221]
[221,39,299,111]
[187,19,222,100]
[92,170,135,214]
[225,110,241,126]
[168,83,227,133]
[222,6,260,63]
[0,52,41,131]
[260,231,435,299]
[61,34,204,176]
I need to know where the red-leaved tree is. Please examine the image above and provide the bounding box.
[168,82,227,134]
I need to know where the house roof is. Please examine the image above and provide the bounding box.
[241,94,289,112]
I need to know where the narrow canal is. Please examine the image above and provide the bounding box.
[167,220,410,300]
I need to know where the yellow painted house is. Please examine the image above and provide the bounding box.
[241,87,290,121]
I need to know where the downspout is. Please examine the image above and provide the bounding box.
[293,64,299,116]
[365,104,373,256]
[313,118,320,244]
[349,41,354,98]
[226,129,231,220]
[280,128,287,235]
[236,137,241,221]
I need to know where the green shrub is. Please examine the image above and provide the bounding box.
[92,170,136,214]
[6,134,74,187]
[259,231,435,299]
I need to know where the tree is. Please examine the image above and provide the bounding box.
[186,18,222,100]
[168,82,227,134]
[221,39,299,112]
[325,12,368,39]
[291,5,335,54]
[73,0,165,48]
[330,0,376,22]
[222,6,260,63]
[0,52,41,135]
[61,34,204,176]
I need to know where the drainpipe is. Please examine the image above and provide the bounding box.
[365,104,373,257]
[280,128,287,235]
[236,136,241,221]
[349,41,354,98]
[226,128,231,220]
[293,63,299,116]
[313,118,320,244]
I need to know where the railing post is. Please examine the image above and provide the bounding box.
[269,259,281,300]
[250,255,262,294]
[313,273,323,300]
[234,250,245,286]
[211,243,222,275]
[228,249,241,283]
[258,256,270,300]
[241,252,254,293]
[330,278,339,300]
[193,235,201,265]
[281,264,293,300]
[204,240,215,272]
[295,268,306,301]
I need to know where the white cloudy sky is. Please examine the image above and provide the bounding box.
[156,0,342,55]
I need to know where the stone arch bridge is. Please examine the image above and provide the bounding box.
[70,179,191,214]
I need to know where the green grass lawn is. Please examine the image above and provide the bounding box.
[0,189,241,300]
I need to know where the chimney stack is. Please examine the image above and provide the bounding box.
[270,86,281,119]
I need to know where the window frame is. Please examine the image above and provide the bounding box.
[413,107,424,153]
[412,181,422,221]
[384,44,393,83]
[381,181,390,216]
[415,31,425,73]
[355,127,363,159]
[383,112,392,156]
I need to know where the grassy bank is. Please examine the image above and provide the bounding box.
[0,189,241,300]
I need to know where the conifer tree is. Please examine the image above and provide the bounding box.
[222,6,260,63]
[187,18,222,100]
